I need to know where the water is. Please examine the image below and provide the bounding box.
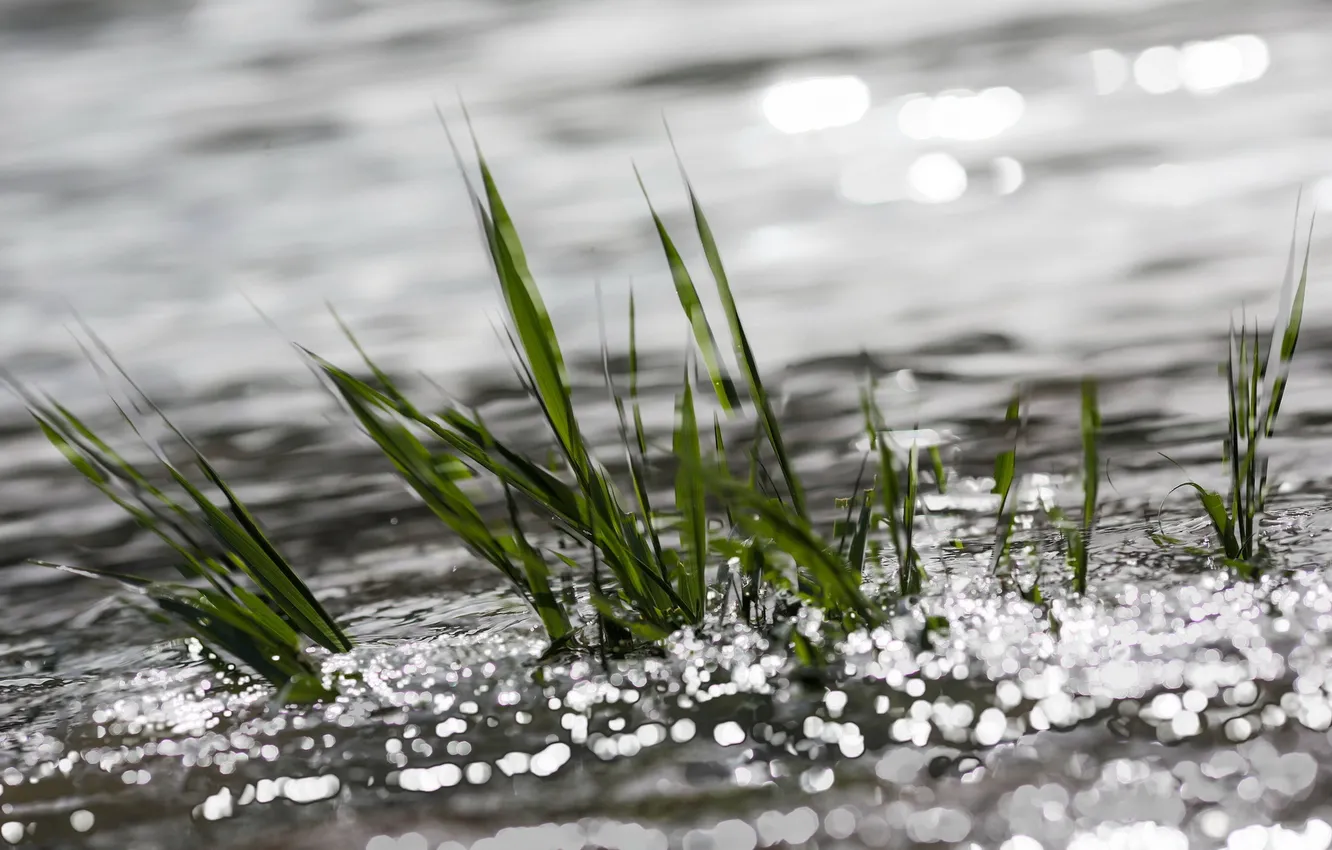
[4,0,1332,846]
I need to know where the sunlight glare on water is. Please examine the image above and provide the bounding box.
[760,75,871,134]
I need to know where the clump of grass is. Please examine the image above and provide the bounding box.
[311,126,876,652]
[1163,212,1314,573]
[16,349,351,702]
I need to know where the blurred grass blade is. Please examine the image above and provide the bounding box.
[929,446,947,495]
[903,441,921,595]
[862,386,923,593]
[990,392,1022,574]
[502,486,573,640]
[1074,379,1101,594]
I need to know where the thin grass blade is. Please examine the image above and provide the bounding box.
[670,153,806,518]
[673,363,707,619]
[636,170,741,413]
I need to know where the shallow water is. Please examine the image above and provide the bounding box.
[3,0,1332,847]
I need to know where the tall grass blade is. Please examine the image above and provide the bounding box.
[599,290,665,567]
[669,151,807,518]
[459,124,584,480]
[1074,379,1101,594]
[902,441,922,595]
[673,362,707,619]
[1263,215,1314,436]
[636,169,741,413]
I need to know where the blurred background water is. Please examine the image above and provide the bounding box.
[4,0,1331,382]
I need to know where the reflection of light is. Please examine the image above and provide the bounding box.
[1182,39,1244,93]
[1314,177,1332,212]
[1090,48,1129,95]
[1227,34,1270,82]
[992,157,1024,195]
[895,87,1024,141]
[1134,46,1182,94]
[907,153,967,204]
[838,157,905,205]
[761,76,870,134]
[897,95,932,140]
[975,87,1025,137]
[1128,35,1267,96]
[929,90,974,140]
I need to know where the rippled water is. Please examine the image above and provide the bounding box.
[4,0,1332,847]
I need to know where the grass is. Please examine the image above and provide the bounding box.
[1157,210,1314,574]
[21,134,1316,698]
[312,126,878,650]
[861,385,925,597]
[14,347,349,702]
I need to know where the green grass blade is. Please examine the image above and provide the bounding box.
[629,289,650,456]
[903,441,921,595]
[928,445,947,495]
[24,396,227,584]
[847,486,874,578]
[66,333,352,652]
[673,364,707,619]
[835,455,870,557]
[636,169,741,413]
[1159,453,1240,559]
[1225,319,1242,522]
[170,469,349,653]
[990,392,1022,574]
[862,385,924,593]
[671,157,806,518]
[1075,379,1101,594]
[502,487,572,640]
[1263,215,1313,437]
[36,561,328,698]
[598,288,667,573]
[190,456,351,652]
[457,132,583,477]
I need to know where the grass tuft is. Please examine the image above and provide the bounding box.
[314,129,878,649]
[16,350,349,702]
[1167,208,1314,571]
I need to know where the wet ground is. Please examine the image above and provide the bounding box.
[3,0,1332,847]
